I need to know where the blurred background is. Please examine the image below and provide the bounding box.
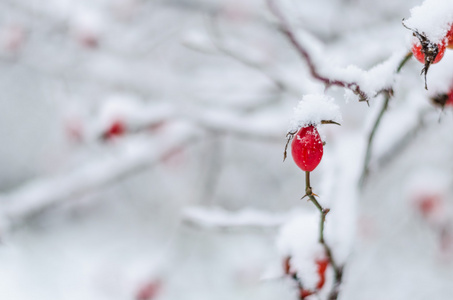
[1,0,453,299]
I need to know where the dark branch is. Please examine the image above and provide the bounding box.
[267,0,369,102]
[359,52,412,187]
[304,171,343,299]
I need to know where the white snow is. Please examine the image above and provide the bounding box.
[3,0,453,300]
[181,30,216,53]
[426,51,453,94]
[182,206,287,229]
[291,28,405,100]
[327,51,406,98]
[289,94,342,132]
[404,0,453,43]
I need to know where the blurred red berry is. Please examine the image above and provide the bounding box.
[291,125,323,172]
[299,288,314,299]
[415,194,442,220]
[446,90,453,106]
[1,24,26,52]
[136,280,161,300]
[315,258,329,290]
[65,119,84,143]
[283,256,292,275]
[104,120,125,140]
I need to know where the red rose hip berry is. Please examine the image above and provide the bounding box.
[315,258,329,290]
[103,119,125,140]
[412,39,446,64]
[291,125,323,172]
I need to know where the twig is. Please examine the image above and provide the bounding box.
[0,128,200,231]
[359,92,391,188]
[359,52,412,187]
[267,0,369,102]
[397,51,413,73]
[304,171,343,299]
[376,108,429,170]
[205,14,300,96]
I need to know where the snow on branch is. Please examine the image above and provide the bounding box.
[182,206,292,229]
[0,102,288,231]
[267,0,406,102]
[0,124,200,229]
[92,100,287,143]
[188,108,285,141]
[404,0,453,43]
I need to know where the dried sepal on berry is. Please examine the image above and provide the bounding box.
[403,20,446,90]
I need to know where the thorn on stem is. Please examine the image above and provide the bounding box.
[320,120,341,126]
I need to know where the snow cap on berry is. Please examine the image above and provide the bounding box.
[404,0,453,43]
[289,94,342,132]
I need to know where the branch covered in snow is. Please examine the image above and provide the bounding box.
[182,206,290,230]
[267,0,408,102]
[0,124,200,230]
[90,100,287,143]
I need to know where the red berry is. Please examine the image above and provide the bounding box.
[315,258,329,290]
[283,256,292,276]
[446,90,453,107]
[104,120,125,140]
[299,289,314,299]
[411,39,446,64]
[136,280,161,300]
[291,126,323,172]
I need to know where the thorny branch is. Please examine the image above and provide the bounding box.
[304,171,343,300]
[266,0,369,102]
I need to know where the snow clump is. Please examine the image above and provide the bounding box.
[289,94,342,132]
[276,211,327,291]
[404,0,453,43]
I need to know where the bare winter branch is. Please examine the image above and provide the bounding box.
[267,0,369,102]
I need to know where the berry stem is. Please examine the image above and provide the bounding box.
[304,171,343,298]
[397,51,413,73]
[359,92,390,187]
